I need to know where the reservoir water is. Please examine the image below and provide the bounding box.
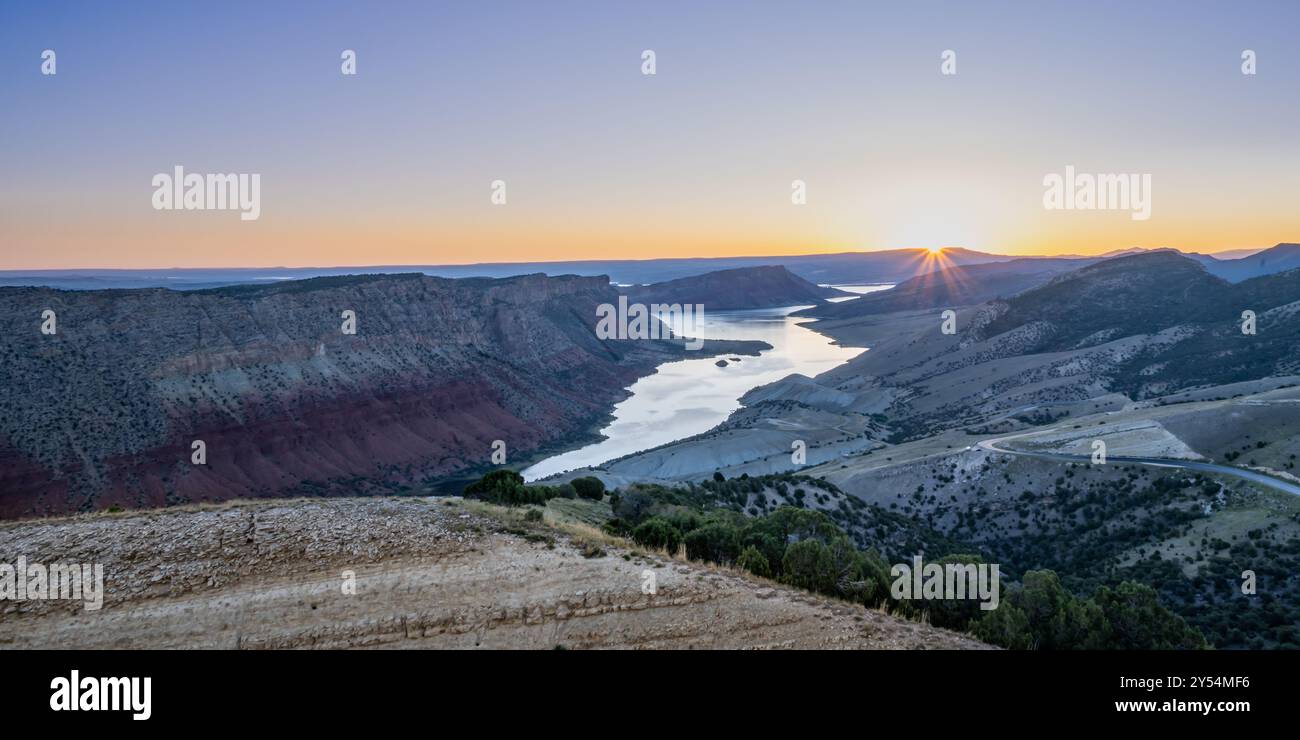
[522,285,891,480]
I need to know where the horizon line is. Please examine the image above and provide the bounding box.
[0,243,1287,273]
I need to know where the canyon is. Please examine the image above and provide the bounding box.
[0,273,764,519]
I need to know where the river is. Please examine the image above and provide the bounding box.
[521,285,890,480]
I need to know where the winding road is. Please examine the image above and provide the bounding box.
[977,433,1300,497]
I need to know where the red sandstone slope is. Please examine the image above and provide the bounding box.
[0,273,762,518]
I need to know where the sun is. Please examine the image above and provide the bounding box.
[926,245,945,255]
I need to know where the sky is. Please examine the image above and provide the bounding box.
[2,0,1298,269]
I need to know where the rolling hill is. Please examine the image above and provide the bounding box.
[621,265,851,310]
[796,258,1092,319]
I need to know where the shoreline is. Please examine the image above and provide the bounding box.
[520,306,879,485]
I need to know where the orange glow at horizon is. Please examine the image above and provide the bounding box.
[898,248,973,297]
[3,204,1297,270]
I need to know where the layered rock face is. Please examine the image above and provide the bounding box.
[0,273,738,518]
[0,497,990,649]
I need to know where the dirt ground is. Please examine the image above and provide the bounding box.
[0,497,988,650]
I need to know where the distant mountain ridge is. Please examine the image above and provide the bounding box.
[0,248,1017,290]
[1203,243,1300,282]
[974,251,1300,395]
[784,250,1300,443]
[796,258,1093,319]
[790,244,1300,321]
[978,251,1234,347]
[1060,244,1300,283]
[878,251,1300,405]
[621,265,850,310]
[4,244,1295,291]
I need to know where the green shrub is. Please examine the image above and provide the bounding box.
[856,547,893,607]
[612,487,658,528]
[971,601,1033,649]
[740,531,786,577]
[661,509,701,534]
[463,469,526,504]
[736,546,771,578]
[1016,570,1109,650]
[778,535,889,606]
[632,517,683,553]
[967,572,1206,650]
[572,476,606,501]
[923,554,990,631]
[684,523,741,564]
[463,470,559,506]
[1093,581,1207,650]
[782,540,835,593]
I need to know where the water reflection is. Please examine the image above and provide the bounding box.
[522,286,891,480]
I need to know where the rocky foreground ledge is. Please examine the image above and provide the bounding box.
[0,497,988,650]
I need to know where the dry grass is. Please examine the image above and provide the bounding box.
[5,491,979,641]
[463,497,929,618]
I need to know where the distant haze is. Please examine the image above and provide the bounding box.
[2,245,1297,291]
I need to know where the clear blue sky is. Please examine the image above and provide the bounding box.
[2,0,1298,267]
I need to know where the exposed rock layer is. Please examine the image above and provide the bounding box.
[0,497,990,650]
[0,273,762,518]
